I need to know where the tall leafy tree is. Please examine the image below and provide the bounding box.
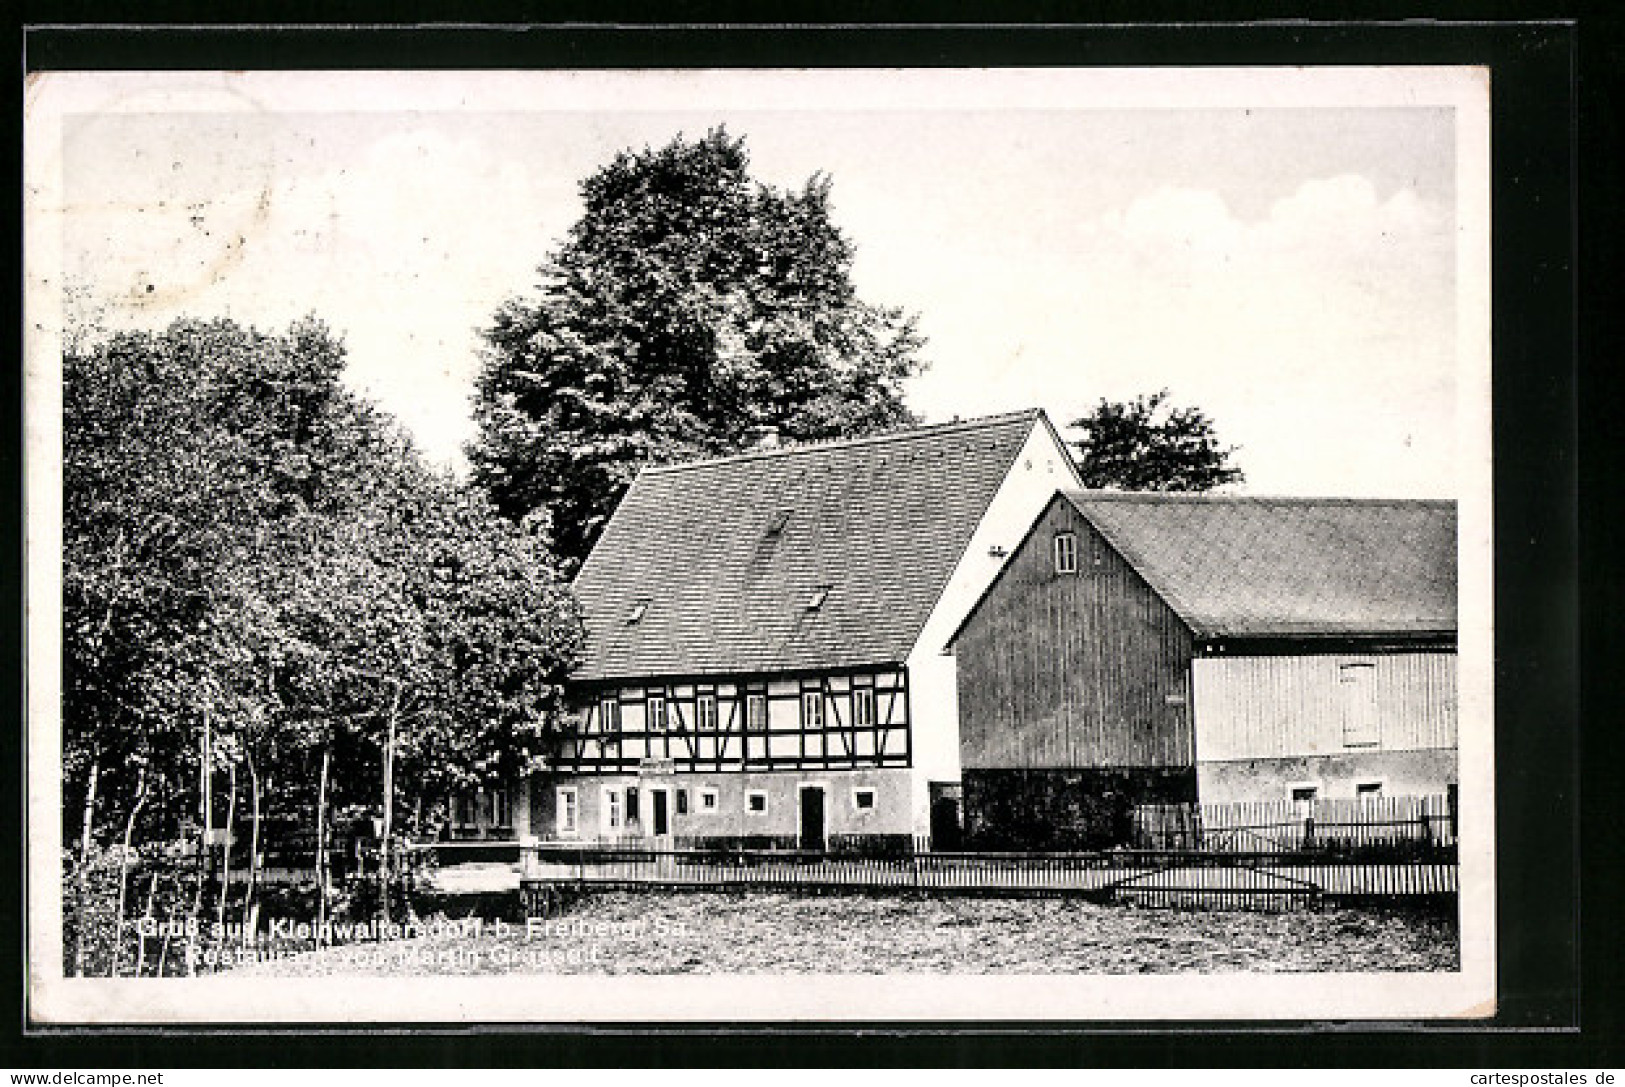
[64,316,360,844]
[470,127,926,562]
[1068,389,1244,492]
[64,315,582,956]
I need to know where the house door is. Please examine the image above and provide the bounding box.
[931,795,962,851]
[799,787,826,851]
[650,788,670,837]
[929,781,964,851]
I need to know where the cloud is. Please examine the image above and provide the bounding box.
[1115,186,1243,254]
[1112,174,1445,266]
[1089,176,1455,494]
[903,174,1457,497]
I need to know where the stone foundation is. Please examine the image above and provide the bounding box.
[1196,748,1457,805]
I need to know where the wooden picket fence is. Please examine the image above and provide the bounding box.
[519,836,1457,914]
[1131,793,1458,855]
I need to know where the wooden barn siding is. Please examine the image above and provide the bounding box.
[957,498,1196,770]
[1191,652,1457,761]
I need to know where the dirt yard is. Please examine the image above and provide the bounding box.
[231,890,1458,976]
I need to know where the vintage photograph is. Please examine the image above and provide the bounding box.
[23,66,1493,1022]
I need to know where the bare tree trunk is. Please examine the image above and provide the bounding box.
[216,759,237,941]
[156,872,175,977]
[381,684,400,927]
[315,745,331,948]
[111,766,148,977]
[134,872,156,977]
[242,751,262,940]
[72,759,100,977]
[187,711,211,975]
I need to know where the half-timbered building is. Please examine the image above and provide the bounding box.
[948,490,1458,848]
[518,410,1082,849]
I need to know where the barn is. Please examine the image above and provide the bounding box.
[947,490,1458,849]
[516,410,1082,849]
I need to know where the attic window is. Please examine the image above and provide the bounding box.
[766,509,793,536]
[626,601,648,624]
[805,586,831,611]
[1054,533,1079,574]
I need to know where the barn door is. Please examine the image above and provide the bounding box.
[799,787,826,852]
[1338,662,1380,747]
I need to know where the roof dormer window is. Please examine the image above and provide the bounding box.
[805,585,830,611]
[626,601,648,624]
[766,509,793,536]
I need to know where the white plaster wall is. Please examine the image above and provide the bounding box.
[905,415,1082,825]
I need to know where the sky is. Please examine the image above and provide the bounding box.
[35,69,1483,498]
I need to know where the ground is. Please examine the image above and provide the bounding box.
[232,890,1459,975]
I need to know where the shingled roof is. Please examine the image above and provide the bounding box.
[572,411,1045,681]
[1061,491,1457,639]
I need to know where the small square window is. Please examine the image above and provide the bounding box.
[1355,782,1383,799]
[1054,532,1078,574]
[700,788,719,811]
[853,788,876,811]
[747,791,768,814]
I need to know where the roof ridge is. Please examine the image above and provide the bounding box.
[639,409,1043,476]
[1062,489,1455,507]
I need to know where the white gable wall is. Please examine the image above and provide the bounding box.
[904,417,1082,830]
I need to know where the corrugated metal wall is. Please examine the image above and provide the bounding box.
[1191,652,1457,761]
[956,497,1196,769]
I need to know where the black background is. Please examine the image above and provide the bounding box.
[7,7,1613,1069]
